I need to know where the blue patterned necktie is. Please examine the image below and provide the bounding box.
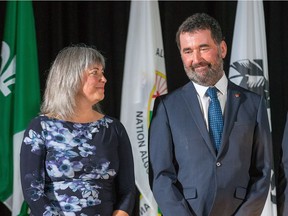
[206,87,223,153]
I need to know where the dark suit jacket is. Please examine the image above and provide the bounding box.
[149,81,272,216]
[278,112,288,215]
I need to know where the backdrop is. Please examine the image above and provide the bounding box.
[0,1,288,215]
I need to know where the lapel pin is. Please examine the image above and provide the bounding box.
[234,93,240,98]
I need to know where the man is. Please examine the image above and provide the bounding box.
[278,112,288,215]
[149,13,272,216]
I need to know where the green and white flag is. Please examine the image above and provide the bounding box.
[120,0,167,215]
[228,1,276,215]
[0,1,40,215]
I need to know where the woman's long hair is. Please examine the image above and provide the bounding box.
[41,44,105,119]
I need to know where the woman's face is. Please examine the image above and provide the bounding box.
[79,63,107,105]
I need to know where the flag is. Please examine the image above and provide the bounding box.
[0,1,40,215]
[228,1,276,215]
[120,0,167,215]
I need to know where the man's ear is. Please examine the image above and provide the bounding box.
[220,40,227,59]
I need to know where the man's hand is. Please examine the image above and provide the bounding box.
[112,210,129,216]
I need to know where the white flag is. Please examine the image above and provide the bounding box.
[120,0,167,215]
[228,1,276,215]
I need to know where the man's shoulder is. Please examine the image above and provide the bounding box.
[228,81,262,98]
[158,82,193,100]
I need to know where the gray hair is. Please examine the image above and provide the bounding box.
[41,44,105,119]
[176,13,223,50]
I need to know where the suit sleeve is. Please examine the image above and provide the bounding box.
[235,96,272,215]
[149,97,195,216]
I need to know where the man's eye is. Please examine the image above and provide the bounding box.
[200,47,209,52]
[183,50,192,54]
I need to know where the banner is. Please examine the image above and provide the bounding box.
[228,1,276,215]
[0,1,40,215]
[120,0,167,215]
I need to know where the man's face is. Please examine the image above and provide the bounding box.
[179,29,227,86]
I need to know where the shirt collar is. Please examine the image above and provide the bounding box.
[215,73,228,95]
[192,72,228,98]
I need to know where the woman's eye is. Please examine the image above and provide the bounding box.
[89,69,104,77]
[89,71,97,76]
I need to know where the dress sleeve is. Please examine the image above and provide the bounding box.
[20,117,58,215]
[113,121,136,215]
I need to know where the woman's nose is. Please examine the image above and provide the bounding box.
[101,75,107,83]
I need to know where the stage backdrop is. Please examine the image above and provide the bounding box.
[1,1,288,215]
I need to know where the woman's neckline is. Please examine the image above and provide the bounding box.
[43,113,106,124]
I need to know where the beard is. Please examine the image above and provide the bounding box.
[184,53,224,87]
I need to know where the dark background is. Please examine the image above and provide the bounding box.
[0,1,288,215]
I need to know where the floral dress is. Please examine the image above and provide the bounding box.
[20,115,135,216]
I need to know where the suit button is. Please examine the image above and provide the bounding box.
[216,162,221,167]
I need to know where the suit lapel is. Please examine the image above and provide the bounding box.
[181,82,216,156]
[219,81,242,153]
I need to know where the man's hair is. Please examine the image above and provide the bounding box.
[41,44,105,119]
[176,13,223,50]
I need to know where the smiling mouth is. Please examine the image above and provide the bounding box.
[96,86,105,89]
[194,65,209,73]
[193,61,211,69]
[196,65,208,69]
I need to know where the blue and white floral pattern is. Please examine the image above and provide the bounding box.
[23,116,117,215]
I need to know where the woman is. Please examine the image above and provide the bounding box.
[20,45,135,216]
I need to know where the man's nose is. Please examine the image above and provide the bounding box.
[192,50,202,64]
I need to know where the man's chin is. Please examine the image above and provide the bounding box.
[189,75,213,86]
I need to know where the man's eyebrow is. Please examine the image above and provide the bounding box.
[199,44,209,48]
[182,44,210,52]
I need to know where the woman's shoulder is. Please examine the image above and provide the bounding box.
[23,115,52,133]
[102,115,126,131]
[26,114,48,126]
[103,115,124,124]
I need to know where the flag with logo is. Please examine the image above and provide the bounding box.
[120,0,167,215]
[0,1,40,215]
[228,1,276,215]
